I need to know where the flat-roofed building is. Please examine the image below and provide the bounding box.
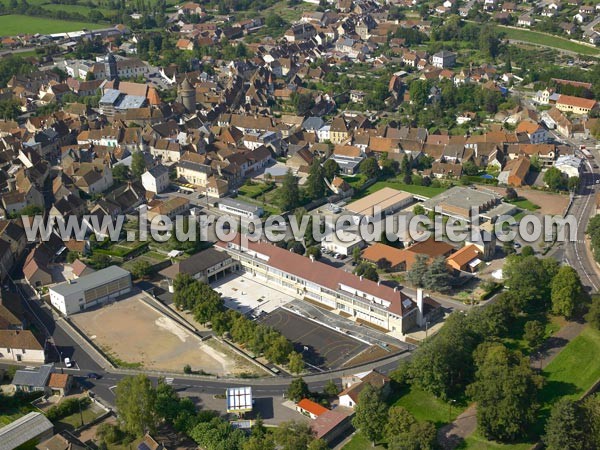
[49,266,132,316]
[321,230,365,256]
[345,187,413,218]
[226,386,253,415]
[421,186,515,223]
[218,198,263,219]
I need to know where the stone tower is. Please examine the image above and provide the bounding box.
[105,52,118,81]
[178,77,196,113]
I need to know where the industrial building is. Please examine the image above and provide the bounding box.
[49,266,132,316]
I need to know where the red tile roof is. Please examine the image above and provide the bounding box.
[217,237,416,316]
[297,398,329,417]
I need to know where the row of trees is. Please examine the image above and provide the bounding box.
[173,274,301,368]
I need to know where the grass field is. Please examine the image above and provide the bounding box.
[507,197,540,211]
[538,325,600,409]
[461,431,533,450]
[393,386,462,427]
[0,15,103,35]
[497,26,600,57]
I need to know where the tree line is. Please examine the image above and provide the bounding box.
[173,274,303,369]
[392,253,589,443]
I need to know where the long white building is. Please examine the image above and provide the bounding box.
[216,237,419,336]
[49,266,132,316]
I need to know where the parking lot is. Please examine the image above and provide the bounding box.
[212,273,294,315]
[260,308,368,370]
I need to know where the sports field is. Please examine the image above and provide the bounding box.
[0,15,102,36]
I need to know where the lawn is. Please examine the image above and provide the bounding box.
[342,432,384,450]
[507,197,540,211]
[461,431,533,450]
[539,326,600,405]
[497,26,600,57]
[0,15,103,36]
[393,386,462,427]
[55,403,105,432]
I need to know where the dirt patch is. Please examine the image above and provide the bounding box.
[485,186,569,215]
[72,295,239,375]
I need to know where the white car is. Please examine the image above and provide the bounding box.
[64,357,72,368]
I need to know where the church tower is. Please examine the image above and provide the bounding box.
[178,78,196,113]
[105,52,118,81]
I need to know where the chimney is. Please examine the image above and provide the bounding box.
[7,178,16,192]
[416,288,424,327]
[309,254,315,262]
[359,275,363,281]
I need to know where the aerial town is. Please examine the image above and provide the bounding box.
[1,0,600,449]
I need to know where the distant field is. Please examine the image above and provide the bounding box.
[0,15,103,36]
[498,26,600,57]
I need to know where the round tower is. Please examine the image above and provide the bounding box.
[178,77,196,113]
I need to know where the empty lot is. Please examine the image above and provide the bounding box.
[260,308,367,370]
[72,294,252,375]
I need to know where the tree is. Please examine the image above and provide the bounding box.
[388,421,437,450]
[279,169,300,211]
[89,253,111,270]
[115,375,158,437]
[463,160,479,176]
[406,312,480,399]
[112,164,130,182]
[544,167,567,191]
[323,159,340,180]
[479,25,500,58]
[385,406,415,442]
[306,159,326,200]
[503,255,557,308]
[422,257,452,293]
[521,245,534,257]
[359,157,380,179]
[352,245,362,264]
[354,262,379,282]
[523,320,545,350]
[288,351,304,374]
[352,384,388,446]
[407,254,429,287]
[568,176,580,192]
[274,420,316,450]
[586,296,600,330]
[131,151,147,180]
[307,439,330,450]
[131,260,152,279]
[467,343,542,441]
[544,398,586,450]
[413,204,425,216]
[324,379,339,396]
[505,187,518,201]
[287,377,309,402]
[551,265,585,319]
